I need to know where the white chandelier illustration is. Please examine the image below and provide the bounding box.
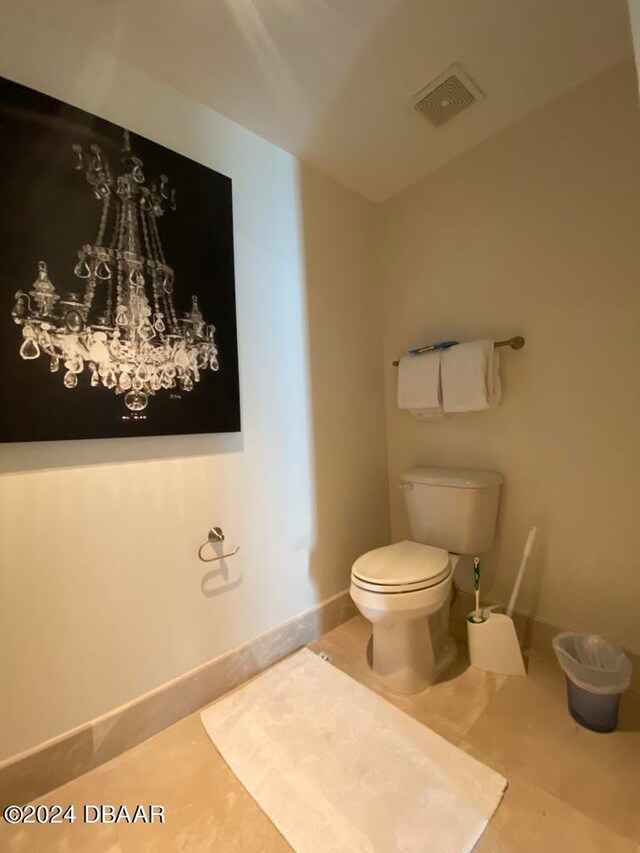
[11,129,219,413]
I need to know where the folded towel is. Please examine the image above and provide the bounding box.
[441,339,501,413]
[397,350,443,417]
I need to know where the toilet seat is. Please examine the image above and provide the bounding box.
[351,541,451,594]
[351,574,451,594]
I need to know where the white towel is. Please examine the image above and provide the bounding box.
[441,338,501,412]
[397,351,443,419]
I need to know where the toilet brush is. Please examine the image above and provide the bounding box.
[470,557,484,623]
[467,526,538,677]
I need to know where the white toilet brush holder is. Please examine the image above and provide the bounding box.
[466,526,538,678]
[467,607,526,676]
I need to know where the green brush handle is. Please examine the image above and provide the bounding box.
[473,557,480,591]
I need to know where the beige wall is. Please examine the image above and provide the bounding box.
[628,1,640,92]
[0,12,389,759]
[379,61,640,653]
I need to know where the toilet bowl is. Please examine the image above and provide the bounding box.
[350,541,459,693]
[350,466,503,695]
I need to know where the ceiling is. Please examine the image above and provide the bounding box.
[8,0,635,201]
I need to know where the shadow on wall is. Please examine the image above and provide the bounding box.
[0,432,244,476]
[297,163,390,604]
[201,557,243,598]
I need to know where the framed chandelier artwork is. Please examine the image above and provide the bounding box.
[0,75,240,443]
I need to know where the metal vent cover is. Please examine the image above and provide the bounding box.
[413,64,483,128]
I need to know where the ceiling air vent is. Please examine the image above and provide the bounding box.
[413,64,483,128]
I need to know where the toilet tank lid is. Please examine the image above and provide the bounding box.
[401,467,504,489]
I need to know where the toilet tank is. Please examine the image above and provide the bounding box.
[400,467,503,554]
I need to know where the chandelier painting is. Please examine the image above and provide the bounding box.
[12,129,219,414]
[0,73,240,443]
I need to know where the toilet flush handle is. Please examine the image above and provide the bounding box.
[398,482,413,491]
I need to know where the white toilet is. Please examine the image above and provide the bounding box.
[350,467,503,694]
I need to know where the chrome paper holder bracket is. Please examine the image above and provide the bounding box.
[198,526,240,562]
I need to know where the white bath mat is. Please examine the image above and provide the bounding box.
[201,649,506,853]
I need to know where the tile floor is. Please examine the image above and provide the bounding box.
[1,616,639,852]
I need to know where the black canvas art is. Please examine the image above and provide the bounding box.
[0,76,240,443]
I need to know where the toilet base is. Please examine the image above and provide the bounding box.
[434,634,457,678]
[371,616,456,694]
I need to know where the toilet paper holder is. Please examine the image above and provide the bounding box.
[198,526,240,562]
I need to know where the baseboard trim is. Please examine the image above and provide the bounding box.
[0,589,356,808]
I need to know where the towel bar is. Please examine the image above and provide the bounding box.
[392,336,524,366]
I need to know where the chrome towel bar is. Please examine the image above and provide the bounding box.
[198,526,240,563]
[392,336,524,366]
